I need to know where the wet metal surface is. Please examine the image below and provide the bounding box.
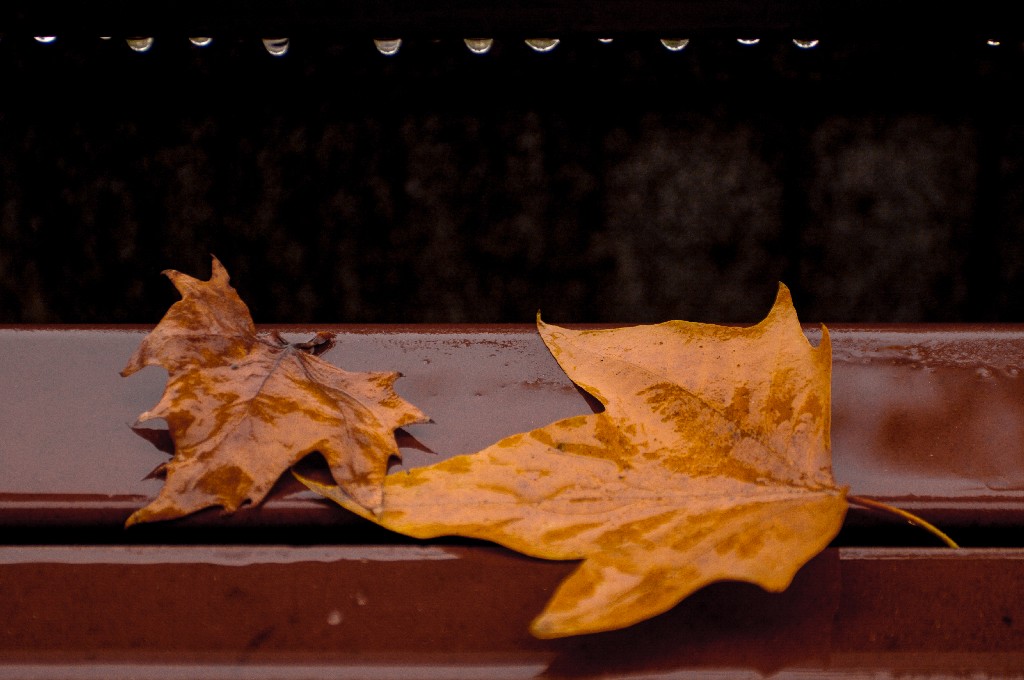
[1,546,1023,677]
[3,325,1024,529]
[3,325,1024,675]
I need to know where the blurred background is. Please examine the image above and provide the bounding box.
[1,34,1023,324]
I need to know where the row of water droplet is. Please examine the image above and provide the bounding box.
[25,36,805,56]
[25,36,1012,56]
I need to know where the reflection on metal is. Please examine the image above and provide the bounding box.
[34,36,57,44]
[793,39,820,49]
[374,39,402,56]
[986,39,1001,47]
[189,37,213,47]
[598,38,614,43]
[659,38,690,51]
[464,39,493,54]
[525,38,560,52]
[262,38,289,56]
[126,37,154,53]
[737,38,761,45]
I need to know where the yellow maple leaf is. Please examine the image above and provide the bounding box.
[123,257,428,525]
[301,284,847,637]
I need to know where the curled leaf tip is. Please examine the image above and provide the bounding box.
[294,470,379,521]
[528,618,561,640]
[209,255,230,281]
[773,281,794,306]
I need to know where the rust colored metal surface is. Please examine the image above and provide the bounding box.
[2,324,1024,676]
[3,324,1024,533]
[1,546,1023,677]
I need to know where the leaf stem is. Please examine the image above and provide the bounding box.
[847,494,959,548]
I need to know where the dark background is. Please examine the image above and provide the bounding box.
[2,33,1024,324]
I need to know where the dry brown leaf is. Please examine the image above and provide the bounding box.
[301,284,847,638]
[123,257,428,526]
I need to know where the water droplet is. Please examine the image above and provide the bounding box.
[986,39,1001,47]
[327,610,343,626]
[525,38,559,52]
[34,36,57,44]
[598,38,614,43]
[659,38,690,51]
[976,366,994,379]
[189,37,213,47]
[737,38,760,45]
[464,38,492,54]
[262,37,289,56]
[354,591,368,606]
[792,38,820,49]
[374,38,402,55]
[126,37,154,53]
[1007,366,1021,378]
